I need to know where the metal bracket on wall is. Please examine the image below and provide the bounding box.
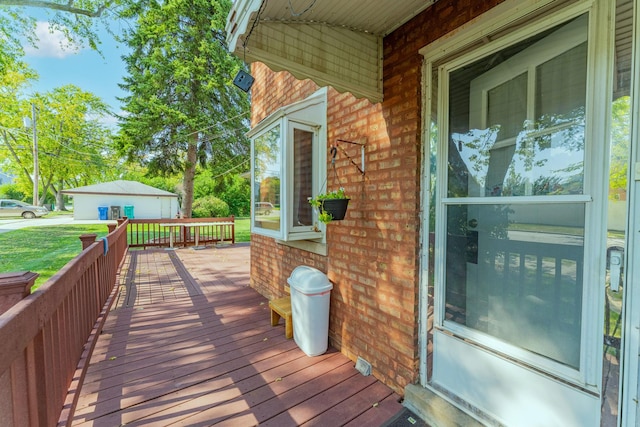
[335,139,365,176]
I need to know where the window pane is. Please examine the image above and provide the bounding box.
[488,73,528,141]
[293,128,313,226]
[536,43,587,121]
[445,203,584,368]
[253,125,281,232]
[448,17,587,197]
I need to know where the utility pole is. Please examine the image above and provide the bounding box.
[31,103,39,206]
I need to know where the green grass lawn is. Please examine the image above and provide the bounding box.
[0,218,251,289]
[0,225,111,288]
[234,217,250,242]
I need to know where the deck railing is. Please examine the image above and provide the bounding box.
[126,216,235,248]
[0,219,129,427]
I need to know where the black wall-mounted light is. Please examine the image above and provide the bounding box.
[233,70,254,92]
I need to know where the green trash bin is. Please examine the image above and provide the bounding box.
[124,205,134,219]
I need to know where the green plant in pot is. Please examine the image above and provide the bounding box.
[309,188,350,224]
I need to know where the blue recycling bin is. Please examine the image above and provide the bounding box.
[98,206,108,220]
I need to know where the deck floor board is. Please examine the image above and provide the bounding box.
[70,244,404,426]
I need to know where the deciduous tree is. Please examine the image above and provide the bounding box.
[0,0,119,71]
[1,80,117,208]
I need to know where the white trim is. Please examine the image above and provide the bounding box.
[433,63,449,334]
[249,88,328,243]
[441,195,592,205]
[437,320,587,386]
[621,1,640,425]
[225,0,262,53]
[419,0,568,59]
[580,0,616,389]
[433,64,449,335]
[418,45,433,386]
[284,120,325,240]
[275,238,327,256]
[432,331,600,426]
[247,88,328,137]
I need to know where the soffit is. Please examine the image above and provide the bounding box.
[226,0,434,103]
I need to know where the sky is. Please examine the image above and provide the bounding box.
[21,13,130,126]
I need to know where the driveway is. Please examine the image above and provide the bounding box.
[0,216,117,234]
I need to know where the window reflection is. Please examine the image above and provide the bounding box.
[448,16,587,198]
[445,203,585,368]
[443,15,589,369]
[293,128,313,227]
[253,125,281,231]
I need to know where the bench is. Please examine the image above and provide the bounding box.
[269,296,293,339]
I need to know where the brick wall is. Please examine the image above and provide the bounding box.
[249,0,504,395]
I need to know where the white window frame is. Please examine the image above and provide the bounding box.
[248,87,327,242]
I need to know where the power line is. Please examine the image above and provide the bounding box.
[182,110,250,139]
[242,0,268,49]
[210,159,250,180]
[288,0,317,16]
[47,137,114,157]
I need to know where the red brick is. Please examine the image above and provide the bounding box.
[249,0,506,396]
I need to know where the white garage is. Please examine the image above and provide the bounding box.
[62,180,180,220]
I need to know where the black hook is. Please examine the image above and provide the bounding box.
[330,146,337,164]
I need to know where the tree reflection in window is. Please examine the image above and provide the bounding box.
[448,16,587,198]
[253,125,281,230]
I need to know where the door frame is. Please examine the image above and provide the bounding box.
[418,0,617,424]
[620,2,640,424]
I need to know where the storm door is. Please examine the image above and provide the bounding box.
[450,15,588,370]
[427,8,614,425]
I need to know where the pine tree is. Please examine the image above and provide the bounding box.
[116,0,250,217]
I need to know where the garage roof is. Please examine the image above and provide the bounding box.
[62,180,178,198]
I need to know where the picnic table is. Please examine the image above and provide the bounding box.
[160,221,235,248]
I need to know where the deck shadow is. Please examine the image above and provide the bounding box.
[71,245,404,426]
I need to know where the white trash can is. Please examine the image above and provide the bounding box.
[288,266,333,356]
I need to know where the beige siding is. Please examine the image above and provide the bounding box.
[247,23,383,101]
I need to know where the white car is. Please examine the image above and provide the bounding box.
[0,199,49,219]
[255,202,274,215]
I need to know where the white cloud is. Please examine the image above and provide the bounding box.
[86,111,121,130]
[98,113,119,129]
[24,22,83,58]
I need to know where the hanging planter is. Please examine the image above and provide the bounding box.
[309,188,350,224]
[320,198,350,220]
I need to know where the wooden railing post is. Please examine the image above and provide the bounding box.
[0,271,38,315]
[107,223,117,233]
[231,215,235,244]
[79,234,98,250]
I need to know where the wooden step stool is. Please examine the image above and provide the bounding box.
[269,296,293,339]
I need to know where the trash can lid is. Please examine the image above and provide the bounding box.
[287,265,332,294]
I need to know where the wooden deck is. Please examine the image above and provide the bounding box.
[70,244,404,426]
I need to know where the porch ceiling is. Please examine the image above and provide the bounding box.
[225,0,434,103]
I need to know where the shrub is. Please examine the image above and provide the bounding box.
[219,178,251,217]
[192,196,230,218]
[0,183,25,201]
